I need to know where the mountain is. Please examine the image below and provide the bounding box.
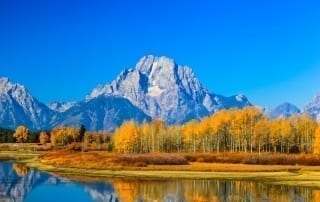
[87,55,251,124]
[0,77,56,130]
[304,94,320,121]
[0,55,252,130]
[47,101,76,112]
[0,77,150,131]
[51,95,151,131]
[268,102,301,119]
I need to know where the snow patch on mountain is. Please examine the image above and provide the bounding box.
[47,101,76,112]
[0,77,57,130]
[87,55,252,124]
[304,94,320,121]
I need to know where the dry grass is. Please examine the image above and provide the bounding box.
[0,151,40,161]
[5,150,320,188]
[40,151,320,171]
[0,143,52,152]
[40,151,188,169]
[184,153,320,166]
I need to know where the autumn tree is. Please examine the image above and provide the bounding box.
[182,120,200,153]
[313,126,320,154]
[150,119,166,152]
[166,125,183,153]
[253,118,271,153]
[39,131,49,145]
[13,126,30,143]
[270,119,293,153]
[50,127,80,146]
[290,114,317,153]
[208,110,234,152]
[109,106,318,155]
[113,120,140,153]
[197,117,211,152]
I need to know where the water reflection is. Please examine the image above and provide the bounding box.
[0,161,319,202]
[111,179,316,202]
[12,163,29,177]
[0,162,116,202]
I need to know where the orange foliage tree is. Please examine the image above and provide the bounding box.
[113,120,140,153]
[50,127,79,146]
[13,125,30,143]
[313,126,320,154]
[110,107,319,154]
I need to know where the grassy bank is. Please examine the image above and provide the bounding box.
[2,150,320,188]
[0,143,52,152]
[0,150,40,161]
[23,157,320,188]
[40,151,320,169]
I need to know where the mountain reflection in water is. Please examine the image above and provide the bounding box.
[0,161,319,202]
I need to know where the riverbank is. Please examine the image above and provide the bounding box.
[2,150,320,188]
[0,151,40,161]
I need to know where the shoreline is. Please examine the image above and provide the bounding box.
[2,151,320,188]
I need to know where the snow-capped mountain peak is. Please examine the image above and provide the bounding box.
[0,77,55,130]
[0,56,253,130]
[86,55,252,124]
[135,55,158,75]
[304,93,320,121]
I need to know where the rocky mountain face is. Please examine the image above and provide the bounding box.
[0,78,151,131]
[87,55,251,124]
[304,94,320,121]
[47,101,76,112]
[0,55,253,131]
[51,95,151,132]
[0,77,56,130]
[268,102,301,119]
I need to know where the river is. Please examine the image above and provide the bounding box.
[0,161,319,201]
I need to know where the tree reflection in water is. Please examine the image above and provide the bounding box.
[112,179,318,202]
[1,162,320,202]
[13,163,29,177]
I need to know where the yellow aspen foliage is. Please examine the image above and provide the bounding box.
[313,126,320,154]
[109,106,319,154]
[197,117,211,152]
[182,121,199,153]
[113,120,140,153]
[270,119,293,153]
[253,118,271,153]
[13,125,30,143]
[50,127,79,146]
[290,114,317,153]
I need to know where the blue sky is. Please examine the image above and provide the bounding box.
[0,0,319,109]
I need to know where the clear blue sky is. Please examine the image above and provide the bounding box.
[0,0,319,109]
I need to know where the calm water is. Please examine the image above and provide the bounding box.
[0,161,319,202]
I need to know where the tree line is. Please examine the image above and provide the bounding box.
[113,107,320,154]
[5,107,320,154]
[0,127,39,143]
[8,124,113,151]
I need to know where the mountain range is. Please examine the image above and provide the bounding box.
[0,55,319,131]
